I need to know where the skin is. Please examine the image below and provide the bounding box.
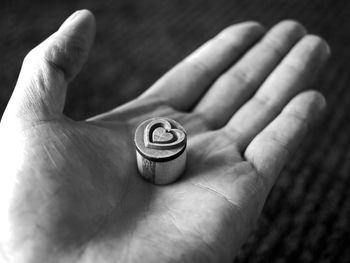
[0,9,330,263]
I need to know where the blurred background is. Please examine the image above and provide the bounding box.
[0,0,349,262]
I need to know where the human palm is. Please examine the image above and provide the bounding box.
[0,10,329,263]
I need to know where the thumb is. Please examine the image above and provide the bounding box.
[4,9,96,122]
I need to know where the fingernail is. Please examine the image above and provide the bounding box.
[67,10,83,23]
[325,42,331,56]
[314,94,327,126]
[318,94,327,112]
[60,10,83,30]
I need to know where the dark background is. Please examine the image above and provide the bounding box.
[1,1,349,262]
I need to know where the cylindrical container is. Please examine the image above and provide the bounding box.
[134,117,187,185]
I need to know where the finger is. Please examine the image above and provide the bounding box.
[139,22,266,111]
[5,10,95,121]
[225,35,330,150]
[194,20,307,129]
[244,90,326,194]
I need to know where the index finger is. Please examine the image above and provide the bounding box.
[139,22,265,111]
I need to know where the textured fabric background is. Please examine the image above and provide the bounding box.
[0,1,349,262]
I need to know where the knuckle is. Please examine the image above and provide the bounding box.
[283,58,303,74]
[227,66,253,87]
[53,34,87,63]
[42,43,68,78]
[196,111,217,130]
[63,34,88,60]
[261,37,285,57]
[262,130,291,156]
[220,127,242,144]
[43,42,64,63]
[42,34,88,80]
[264,21,306,54]
[252,95,280,116]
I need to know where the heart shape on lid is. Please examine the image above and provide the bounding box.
[144,119,186,150]
[152,127,176,143]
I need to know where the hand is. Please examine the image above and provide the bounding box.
[0,10,329,263]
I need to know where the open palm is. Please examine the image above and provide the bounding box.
[0,10,329,263]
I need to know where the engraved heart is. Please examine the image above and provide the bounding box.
[144,118,186,150]
[152,127,176,143]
